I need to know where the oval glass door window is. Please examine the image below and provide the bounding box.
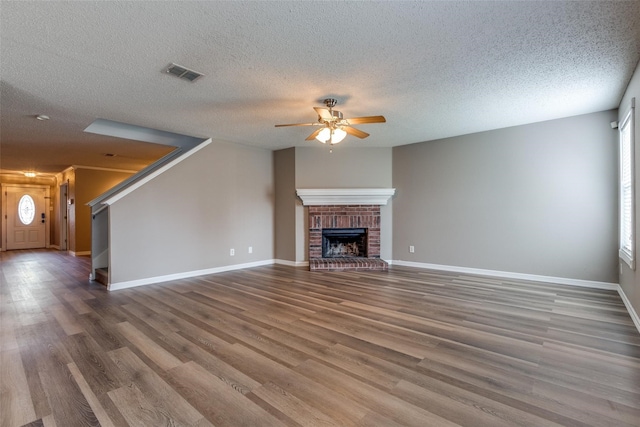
[18,194,36,225]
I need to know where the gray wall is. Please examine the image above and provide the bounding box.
[293,147,394,262]
[91,208,109,273]
[393,110,619,283]
[294,147,393,188]
[274,148,297,262]
[109,140,274,284]
[619,60,640,317]
[74,168,134,253]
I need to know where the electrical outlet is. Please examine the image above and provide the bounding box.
[409,245,415,253]
[248,246,253,254]
[230,248,235,256]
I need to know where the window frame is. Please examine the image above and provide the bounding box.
[619,98,636,270]
[18,194,36,225]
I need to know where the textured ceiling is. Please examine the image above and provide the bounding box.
[2,1,640,175]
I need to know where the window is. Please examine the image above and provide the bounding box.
[18,194,36,225]
[619,98,635,270]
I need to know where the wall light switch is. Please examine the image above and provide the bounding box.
[409,245,415,253]
[248,246,253,254]
[230,248,235,256]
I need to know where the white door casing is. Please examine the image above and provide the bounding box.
[60,182,69,251]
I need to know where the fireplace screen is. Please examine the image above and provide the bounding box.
[322,228,367,258]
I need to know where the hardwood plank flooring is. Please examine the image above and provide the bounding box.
[1,249,639,426]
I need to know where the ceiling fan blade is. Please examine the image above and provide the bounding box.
[344,126,369,139]
[345,115,386,125]
[313,107,333,121]
[274,122,319,127]
[305,128,324,141]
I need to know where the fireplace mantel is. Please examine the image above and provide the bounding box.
[296,188,395,206]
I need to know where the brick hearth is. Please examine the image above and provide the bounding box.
[309,257,388,271]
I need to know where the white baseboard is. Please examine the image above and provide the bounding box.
[617,285,640,334]
[274,259,309,267]
[390,260,640,333]
[391,260,618,290]
[108,259,274,291]
[70,250,91,257]
[102,256,640,335]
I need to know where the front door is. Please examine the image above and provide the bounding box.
[6,186,47,250]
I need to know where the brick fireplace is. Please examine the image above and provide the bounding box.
[297,188,395,271]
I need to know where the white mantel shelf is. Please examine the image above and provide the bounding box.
[296,188,395,206]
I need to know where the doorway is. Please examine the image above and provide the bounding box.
[59,182,69,251]
[3,185,49,250]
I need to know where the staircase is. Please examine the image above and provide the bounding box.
[95,268,108,286]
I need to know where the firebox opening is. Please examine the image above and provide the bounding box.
[322,228,367,258]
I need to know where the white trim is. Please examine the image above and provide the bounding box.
[296,188,395,206]
[618,98,636,270]
[391,260,618,290]
[617,285,640,334]
[274,259,309,267]
[103,139,212,205]
[99,258,640,336]
[60,166,75,176]
[70,251,91,257]
[108,259,274,291]
[70,165,138,174]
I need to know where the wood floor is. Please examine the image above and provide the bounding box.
[1,250,639,427]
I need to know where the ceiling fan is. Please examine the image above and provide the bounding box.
[275,98,386,148]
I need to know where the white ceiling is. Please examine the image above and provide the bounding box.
[2,1,639,175]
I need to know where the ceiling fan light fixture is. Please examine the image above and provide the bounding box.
[316,127,346,144]
[275,98,384,148]
[316,128,330,143]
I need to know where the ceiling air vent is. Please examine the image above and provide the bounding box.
[164,63,204,82]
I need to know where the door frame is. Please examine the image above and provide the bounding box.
[1,184,51,251]
[59,182,69,251]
